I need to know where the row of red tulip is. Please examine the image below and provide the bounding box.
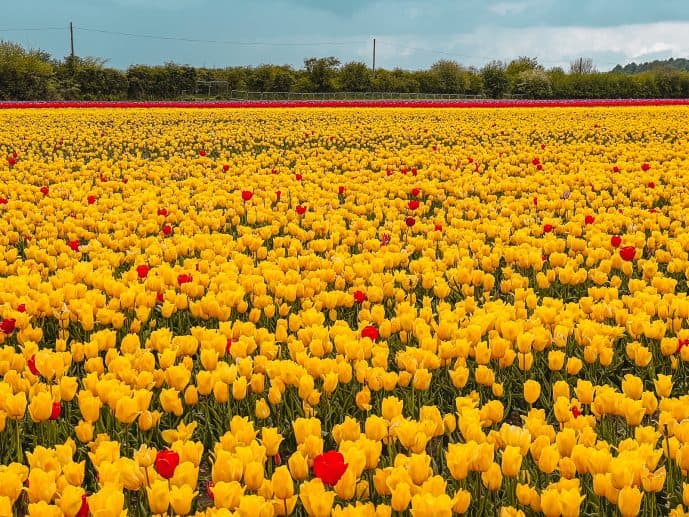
[1,99,689,109]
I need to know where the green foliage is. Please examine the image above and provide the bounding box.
[612,57,689,74]
[481,61,509,98]
[1,40,689,100]
[339,61,372,92]
[303,56,340,92]
[0,40,57,100]
[514,69,552,99]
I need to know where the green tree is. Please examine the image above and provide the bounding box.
[506,56,541,93]
[429,60,467,94]
[514,69,552,99]
[303,56,340,92]
[338,61,372,92]
[481,61,508,98]
[0,41,57,100]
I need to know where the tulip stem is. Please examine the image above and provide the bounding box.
[16,419,22,463]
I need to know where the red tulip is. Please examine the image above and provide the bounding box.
[405,217,415,227]
[620,246,636,262]
[386,169,392,177]
[313,450,348,486]
[275,191,281,200]
[8,156,16,166]
[532,158,540,165]
[401,168,407,175]
[271,168,278,174]
[136,265,150,279]
[641,163,650,171]
[50,402,62,420]
[361,325,379,341]
[543,224,553,233]
[0,198,7,204]
[157,208,168,217]
[411,188,421,197]
[584,215,595,225]
[677,339,689,354]
[467,156,474,163]
[199,150,206,157]
[533,196,538,206]
[225,338,233,355]
[647,181,655,188]
[296,205,307,215]
[1,318,16,334]
[611,235,622,248]
[87,195,97,205]
[338,186,345,195]
[206,482,215,501]
[295,174,303,181]
[380,234,391,246]
[40,186,49,196]
[17,304,26,313]
[411,167,417,176]
[177,274,193,285]
[613,166,620,173]
[541,144,546,150]
[241,191,253,201]
[223,165,230,172]
[156,292,164,304]
[28,354,39,375]
[68,240,80,251]
[162,224,172,236]
[353,291,367,304]
[434,224,442,231]
[154,449,180,479]
[571,406,581,418]
[407,200,420,210]
[76,495,89,517]
[536,164,543,171]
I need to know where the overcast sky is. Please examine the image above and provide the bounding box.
[5,0,689,70]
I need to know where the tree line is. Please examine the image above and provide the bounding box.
[2,40,689,101]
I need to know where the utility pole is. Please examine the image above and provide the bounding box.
[69,22,75,58]
[372,38,376,79]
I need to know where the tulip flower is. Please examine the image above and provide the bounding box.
[154,449,180,479]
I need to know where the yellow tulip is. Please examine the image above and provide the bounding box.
[523,380,541,405]
[618,486,643,517]
[170,485,197,516]
[58,485,85,517]
[501,446,523,477]
[146,479,170,514]
[27,469,56,503]
[390,482,411,512]
[28,392,53,423]
[271,466,294,500]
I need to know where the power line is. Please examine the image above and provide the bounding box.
[0,27,65,32]
[76,26,364,47]
[0,24,644,69]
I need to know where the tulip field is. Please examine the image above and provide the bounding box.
[2,104,689,516]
